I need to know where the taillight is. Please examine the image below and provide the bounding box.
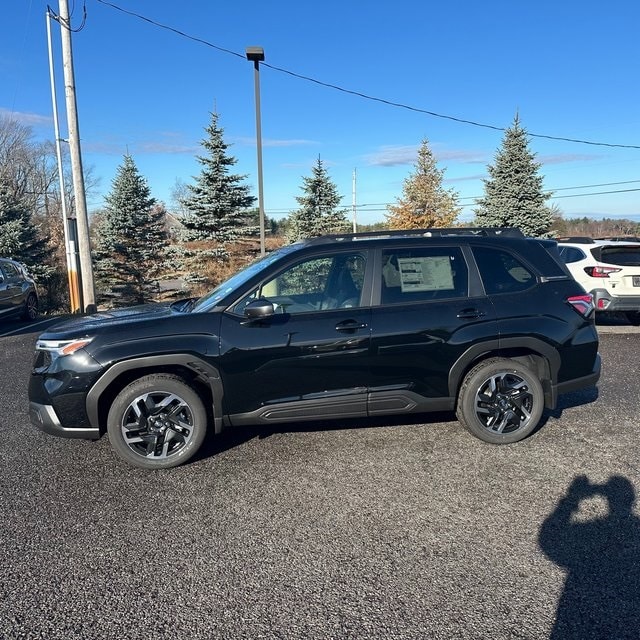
[584,265,621,278]
[567,294,594,317]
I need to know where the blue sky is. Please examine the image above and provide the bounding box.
[4,0,640,224]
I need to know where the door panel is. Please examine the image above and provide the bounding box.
[218,249,372,422]
[219,308,371,420]
[369,297,497,409]
[369,245,498,413]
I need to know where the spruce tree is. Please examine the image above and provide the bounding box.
[286,157,350,242]
[181,112,257,247]
[93,154,168,306]
[385,139,460,230]
[475,114,553,237]
[0,180,52,281]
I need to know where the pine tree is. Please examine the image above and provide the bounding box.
[475,114,553,237]
[385,139,460,230]
[286,157,350,242]
[0,179,52,281]
[93,154,168,306]
[181,112,257,247]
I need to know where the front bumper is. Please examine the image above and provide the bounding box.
[29,401,100,440]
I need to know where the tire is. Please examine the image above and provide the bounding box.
[22,293,38,321]
[456,358,544,444]
[107,374,208,469]
[624,311,640,326]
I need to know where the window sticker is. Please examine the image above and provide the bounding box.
[398,256,454,292]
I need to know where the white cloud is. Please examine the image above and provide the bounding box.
[0,108,51,126]
[234,136,317,148]
[538,153,605,165]
[365,144,488,167]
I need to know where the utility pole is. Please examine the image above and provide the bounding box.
[352,168,357,232]
[46,8,81,313]
[58,0,96,313]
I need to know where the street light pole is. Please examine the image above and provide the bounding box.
[246,46,266,257]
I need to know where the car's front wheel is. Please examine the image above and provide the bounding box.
[107,374,208,469]
[456,358,544,444]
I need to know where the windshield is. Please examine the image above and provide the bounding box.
[189,244,299,313]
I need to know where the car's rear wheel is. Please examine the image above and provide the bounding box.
[22,293,38,321]
[107,374,208,469]
[456,358,544,444]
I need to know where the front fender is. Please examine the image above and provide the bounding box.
[85,354,225,433]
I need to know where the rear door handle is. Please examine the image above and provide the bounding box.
[456,308,486,319]
[335,319,368,332]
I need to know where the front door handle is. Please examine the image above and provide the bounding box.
[457,308,486,319]
[335,319,368,332]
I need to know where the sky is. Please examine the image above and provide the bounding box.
[3,0,640,225]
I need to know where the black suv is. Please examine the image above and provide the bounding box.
[29,228,601,469]
[0,257,38,322]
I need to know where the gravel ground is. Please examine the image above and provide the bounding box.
[1,328,638,639]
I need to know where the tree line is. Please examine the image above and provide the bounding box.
[1,112,638,312]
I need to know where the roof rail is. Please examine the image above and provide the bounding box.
[556,236,596,244]
[305,227,525,244]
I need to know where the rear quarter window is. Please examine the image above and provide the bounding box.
[558,246,586,264]
[472,247,535,295]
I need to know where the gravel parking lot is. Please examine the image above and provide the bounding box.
[1,324,638,639]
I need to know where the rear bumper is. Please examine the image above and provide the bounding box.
[29,401,100,440]
[549,353,601,408]
[590,289,640,312]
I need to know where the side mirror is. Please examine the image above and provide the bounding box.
[244,298,275,319]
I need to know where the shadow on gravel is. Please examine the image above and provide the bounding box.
[193,411,456,463]
[539,475,640,639]
[195,387,602,464]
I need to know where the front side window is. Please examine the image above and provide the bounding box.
[473,247,535,295]
[381,247,468,305]
[233,252,366,315]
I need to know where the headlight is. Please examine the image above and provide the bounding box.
[36,337,94,357]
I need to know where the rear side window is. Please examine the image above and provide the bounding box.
[381,247,468,304]
[558,246,586,264]
[473,247,535,295]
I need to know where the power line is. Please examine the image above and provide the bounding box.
[94,0,640,151]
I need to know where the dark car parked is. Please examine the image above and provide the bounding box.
[0,258,38,322]
[29,228,600,469]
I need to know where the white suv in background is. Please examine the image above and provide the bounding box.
[557,237,640,325]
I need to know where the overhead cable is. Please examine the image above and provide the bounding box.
[93,0,640,150]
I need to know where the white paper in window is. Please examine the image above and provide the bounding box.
[398,256,454,292]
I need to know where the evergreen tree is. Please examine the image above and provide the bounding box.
[0,180,52,281]
[181,112,257,247]
[93,154,168,306]
[286,157,350,242]
[385,139,460,230]
[475,114,553,237]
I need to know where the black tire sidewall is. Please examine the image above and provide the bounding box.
[456,358,544,444]
[107,374,208,469]
[23,294,38,321]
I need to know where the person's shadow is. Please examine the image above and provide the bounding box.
[538,475,640,639]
